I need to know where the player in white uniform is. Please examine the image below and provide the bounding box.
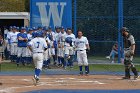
[28,32,47,85]
[43,28,51,68]
[48,27,56,65]
[5,26,13,59]
[26,28,33,64]
[7,26,19,62]
[57,27,66,68]
[54,26,61,66]
[75,31,90,75]
[64,28,76,68]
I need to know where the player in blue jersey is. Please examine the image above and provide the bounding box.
[16,27,28,66]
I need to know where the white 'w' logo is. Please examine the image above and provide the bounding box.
[36,2,67,27]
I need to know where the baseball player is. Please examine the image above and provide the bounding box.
[75,31,90,75]
[28,32,47,85]
[57,27,66,68]
[6,26,13,58]
[4,27,10,60]
[64,28,76,68]
[54,26,61,66]
[16,27,28,66]
[32,27,37,38]
[26,28,33,64]
[48,27,56,65]
[0,34,4,61]
[121,27,139,80]
[7,26,19,62]
[43,28,51,69]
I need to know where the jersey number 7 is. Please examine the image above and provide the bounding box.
[36,42,40,48]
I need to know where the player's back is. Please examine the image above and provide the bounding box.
[30,37,47,53]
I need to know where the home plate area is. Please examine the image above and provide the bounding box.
[1,75,140,93]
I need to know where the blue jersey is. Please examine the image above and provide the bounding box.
[17,33,28,47]
[32,31,37,38]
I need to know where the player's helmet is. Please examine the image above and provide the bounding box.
[65,37,72,43]
[36,32,42,37]
[121,27,129,33]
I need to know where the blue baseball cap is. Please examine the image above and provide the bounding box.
[16,27,20,30]
[32,27,37,30]
[21,27,26,30]
[29,28,33,31]
[9,26,13,29]
[13,26,17,29]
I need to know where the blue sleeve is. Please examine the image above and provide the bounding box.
[17,33,20,38]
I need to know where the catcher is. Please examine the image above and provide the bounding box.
[122,27,139,80]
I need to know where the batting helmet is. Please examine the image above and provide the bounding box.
[65,37,72,43]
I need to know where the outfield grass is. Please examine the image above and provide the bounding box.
[1,62,140,72]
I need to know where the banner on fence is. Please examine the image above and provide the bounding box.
[30,0,72,29]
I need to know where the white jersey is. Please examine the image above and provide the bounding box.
[65,34,76,47]
[54,32,61,42]
[59,32,66,42]
[27,34,33,41]
[29,37,47,53]
[7,31,12,40]
[48,31,55,41]
[75,36,89,50]
[8,32,19,43]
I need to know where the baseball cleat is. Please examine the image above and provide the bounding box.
[85,71,89,76]
[134,75,139,80]
[79,71,83,76]
[32,76,39,86]
[122,76,130,80]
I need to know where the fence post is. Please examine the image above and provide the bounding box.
[118,0,123,63]
[74,0,77,36]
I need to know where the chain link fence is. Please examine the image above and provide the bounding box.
[72,0,140,61]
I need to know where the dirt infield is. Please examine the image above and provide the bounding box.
[0,75,140,93]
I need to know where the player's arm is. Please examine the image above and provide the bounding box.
[27,41,33,52]
[43,39,48,51]
[130,35,136,55]
[17,34,24,41]
[28,46,33,52]
[85,37,90,50]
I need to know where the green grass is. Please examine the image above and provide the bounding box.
[0,62,34,72]
[1,62,140,72]
[72,64,124,72]
[89,56,140,63]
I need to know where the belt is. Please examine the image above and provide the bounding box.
[77,50,86,51]
[12,42,17,43]
[34,52,43,53]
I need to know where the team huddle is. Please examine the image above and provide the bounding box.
[3,26,90,85]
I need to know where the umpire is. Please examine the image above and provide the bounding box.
[121,27,139,80]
